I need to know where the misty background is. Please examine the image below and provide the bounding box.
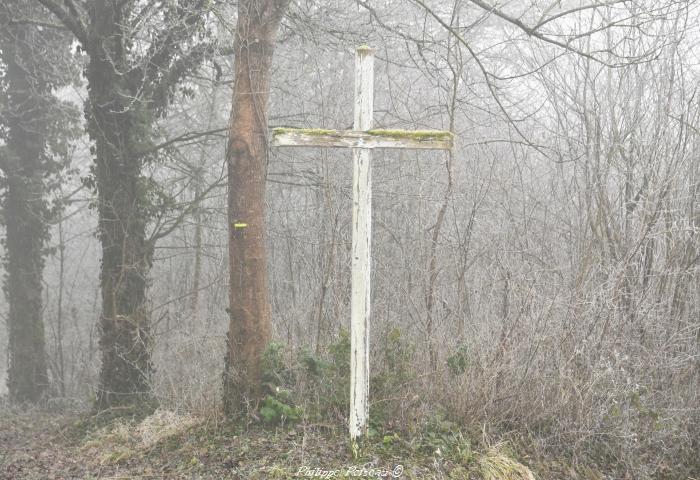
[1,1,699,476]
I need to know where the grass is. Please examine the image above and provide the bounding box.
[479,443,535,480]
[0,406,552,479]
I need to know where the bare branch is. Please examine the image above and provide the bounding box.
[534,0,627,31]
[466,0,607,64]
[137,126,228,157]
[5,17,68,30]
[147,176,225,244]
[0,146,8,173]
[146,42,217,110]
[132,0,211,102]
[35,0,87,44]
[410,0,552,157]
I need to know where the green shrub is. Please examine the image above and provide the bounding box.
[446,345,470,376]
[261,342,292,393]
[298,331,351,421]
[414,414,474,465]
[370,328,415,422]
[257,331,422,430]
[259,343,300,427]
[328,329,351,378]
[259,393,301,426]
[299,349,329,378]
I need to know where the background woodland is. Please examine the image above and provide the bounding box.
[1,1,699,477]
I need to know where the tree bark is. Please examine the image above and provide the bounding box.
[223,0,289,416]
[191,82,220,329]
[1,4,55,404]
[27,0,210,411]
[86,1,155,411]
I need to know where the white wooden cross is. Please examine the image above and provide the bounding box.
[271,46,453,443]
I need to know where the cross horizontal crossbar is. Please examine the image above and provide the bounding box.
[271,128,453,150]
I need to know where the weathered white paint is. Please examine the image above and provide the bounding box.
[349,45,373,442]
[271,45,454,444]
[271,129,454,150]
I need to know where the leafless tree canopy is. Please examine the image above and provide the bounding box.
[1,0,699,477]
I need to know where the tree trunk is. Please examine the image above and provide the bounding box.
[4,174,49,404]
[191,82,219,328]
[27,0,210,412]
[1,7,53,404]
[86,2,155,411]
[223,0,289,416]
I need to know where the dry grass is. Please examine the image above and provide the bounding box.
[479,443,535,480]
[137,409,200,448]
[79,408,201,465]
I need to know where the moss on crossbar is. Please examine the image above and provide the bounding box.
[273,128,453,142]
[366,129,453,141]
[272,127,337,136]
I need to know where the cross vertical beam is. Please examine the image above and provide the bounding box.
[349,45,373,442]
[270,45,453,446]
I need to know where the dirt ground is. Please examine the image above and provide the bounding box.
[0,406,647,480]
[0,407,475,480]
